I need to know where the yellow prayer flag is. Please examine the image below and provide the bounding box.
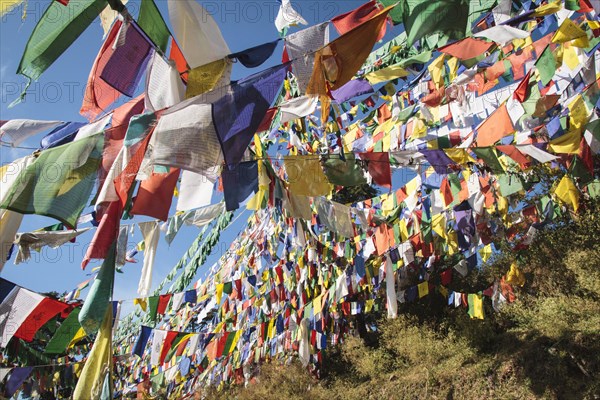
[72,307,112,399]
[417,281,429,298]
[284,156,332,197]
[428,54,445,88]
[533,0,561,16]
[432,214,447,239]
[365,64,409,84]
[133,298,147,312]
[554,175,580,212]
[468,293,484,319]
[444,148,477,165]
[505,262,525,287]
[552,18,587,44]
[480,244,493,263]
[548,129,582,154]
[215,283,224,304]
[68,327,87,349]
[186,59,231,98]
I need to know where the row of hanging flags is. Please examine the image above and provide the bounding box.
[0,0,599,396]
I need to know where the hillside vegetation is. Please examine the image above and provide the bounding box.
[202,199,600,400]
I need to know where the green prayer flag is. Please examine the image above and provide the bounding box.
[402,0,470,45]
[322,154,368,186]
[223,281,233,295]
[45,307,82,354]
[497,174,524,197]
[472,147,505,174]
[79,243,116,335]
[15,0,107,101]
[569,155,594,186]
[565,0,580,10]
[222,331,237,355]
[0,135,103,228]
[379,0,404,24]
[137,0,170,53]
[586,180,600,199]
[535,45,556,86]
[148,295,159,322]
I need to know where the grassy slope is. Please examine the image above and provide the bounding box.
[202,201,600,400]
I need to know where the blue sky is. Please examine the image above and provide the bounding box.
[0,0,401,306]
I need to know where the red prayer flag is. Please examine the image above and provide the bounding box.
[156,294,173,315]
[331,0,387,41]
[513,70,532,103]
[81,200,122,269]
[159,331,179,365]
[80,21,125,121]
[359,152,391,188]
[130,168,180,221]
[14,298,69,342]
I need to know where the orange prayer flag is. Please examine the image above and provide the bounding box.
[439,37,494,60]
[130,168,181,221]
[306,7,392,96]
[474,104,514,147]
[496,145,531,169]
[169,37,189,82]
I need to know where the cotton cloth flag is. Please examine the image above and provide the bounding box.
[185,59,232,98]
[535,45,557,86]
[0,119,62,147]
[229,40,280,68]
[385,254,397,318]
[0,135,103,228]
[79,243,116,335]
[275,0,308,34]
[150,329,168,365]
[554,175,580,212]
[133,326,152,357]
[473,25,530,46]
[222,162,259,211]
[80,20,126,121]
[284,156,332,196]
[14,0,106,104]
[137,221,160,297]
[331,0,387,40]
[402,0,470,45]
[72,307,113,400]
[130,169,180,221]
[99,22,153,98]
[279,96,319,124]
[151,99,223,174]
[167,0,230,68]
[45,307,82,354]
[212,63,288,167]
[474,104,514,147]
[99,0,129,38]
[176,169,218,212]
[137,0,170,53]
[14,228,91,264]
[467,293,484,319]
[13,298,69,342]
[4,367,33,398]
[0,287,44,348]
[439,37,494,60]
[0,155,33,273]
[306,7,392,96]
[285,22,329,92]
